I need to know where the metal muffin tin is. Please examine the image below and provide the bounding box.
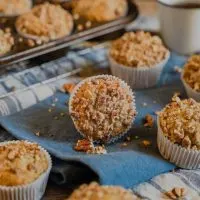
[0,0,138,66]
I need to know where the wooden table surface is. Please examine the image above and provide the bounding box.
[44,0,156,199]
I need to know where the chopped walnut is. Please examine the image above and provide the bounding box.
[70,76,136,142]
[74,139,107,154]
[63,83,76,94]
[144,114,154,128]
[183,55,200,92]
[159,96,200,150]
[163,187,186,200]
[110,31,169,68]
[74,139,94,152]
[141,140,152,147]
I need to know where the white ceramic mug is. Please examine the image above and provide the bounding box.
[158,0,200,55]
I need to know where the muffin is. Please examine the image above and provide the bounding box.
[109,31,170,89]
[69,75,136,143]
[0,141,52,200]
[67,182,139,200]
[157,96,200,169]
[72,0,128,22]
[0,29,14,56]
[181,55,200,101]
[16,2,73,42]
[0,0,32,17]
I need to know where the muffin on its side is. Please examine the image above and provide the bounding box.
[0,29,14,56]
[69,75,136,143]
[0,0,32,17]
[109,31,170,89]
[67,182,139,200]
[72,0,128,22]
[16,2,73,42]
[0,141,52,200]
[157,96,200,169]
[182,55,200,101]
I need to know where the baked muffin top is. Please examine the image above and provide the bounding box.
[0,29,14,56]
[67,182,139,200]
[72,0,128,22]
[0,141,49,186]
[110,31,169,68]
[70,76,136,142]
[159,96,200,150]
[16,2,73,41]
[0,0,32,16]
[183,55,200,92]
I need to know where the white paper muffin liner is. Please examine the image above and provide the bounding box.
[0,0,32,18]
[108,52,170,89]
[157,118,200,169]
[69,75,137,144]
[0,141,52,200]
[181,73,200,102]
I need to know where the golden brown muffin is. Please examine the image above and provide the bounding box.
[0,0,32,16]
[67,182,139,200]
[159,96,200,150]
[0,29,14,56]
[0,141,49,186]
[72,0,128,22]
[183,55,200,92]
[70,76,136,142]
[16,2,73,41]
[110,31,169,68]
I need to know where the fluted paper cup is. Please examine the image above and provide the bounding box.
[0,141,52,200]
[69,75,137,144]
[109,52,170,89]
[157,118,200,169]
[181,73,200,102]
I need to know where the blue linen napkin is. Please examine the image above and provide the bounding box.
[0,81,187,188]
[0,48,188,188]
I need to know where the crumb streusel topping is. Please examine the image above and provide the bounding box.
[67,182,139,200]
[0,141,48,186]
[16,2,73,41]
[159,96,200,150]
[70,76,136,142]
[0,0,31,16]
[110,31,169,68]
[0,29,14,56]
[183,55,200,92]
[72,0,128,22]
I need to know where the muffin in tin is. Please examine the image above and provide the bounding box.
[157,96,200,169]
[109,31,170,89]
[181,55,200,101]
[0,0,32,17]
[0,29,14,56]
[16,2,74,42]
[72,0,128,22]
[67,182,139,200]
[0,141,52,200]
[69,75,136,143]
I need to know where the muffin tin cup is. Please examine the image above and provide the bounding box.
[0,0,32,18]
[108,51,170,89]
[0,141,52,200]
[69,75,137,144]
[157,118,200,169]
[181,73,200,102]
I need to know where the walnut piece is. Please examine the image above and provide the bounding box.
[144,114,154,128]
[163,187,186,200]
